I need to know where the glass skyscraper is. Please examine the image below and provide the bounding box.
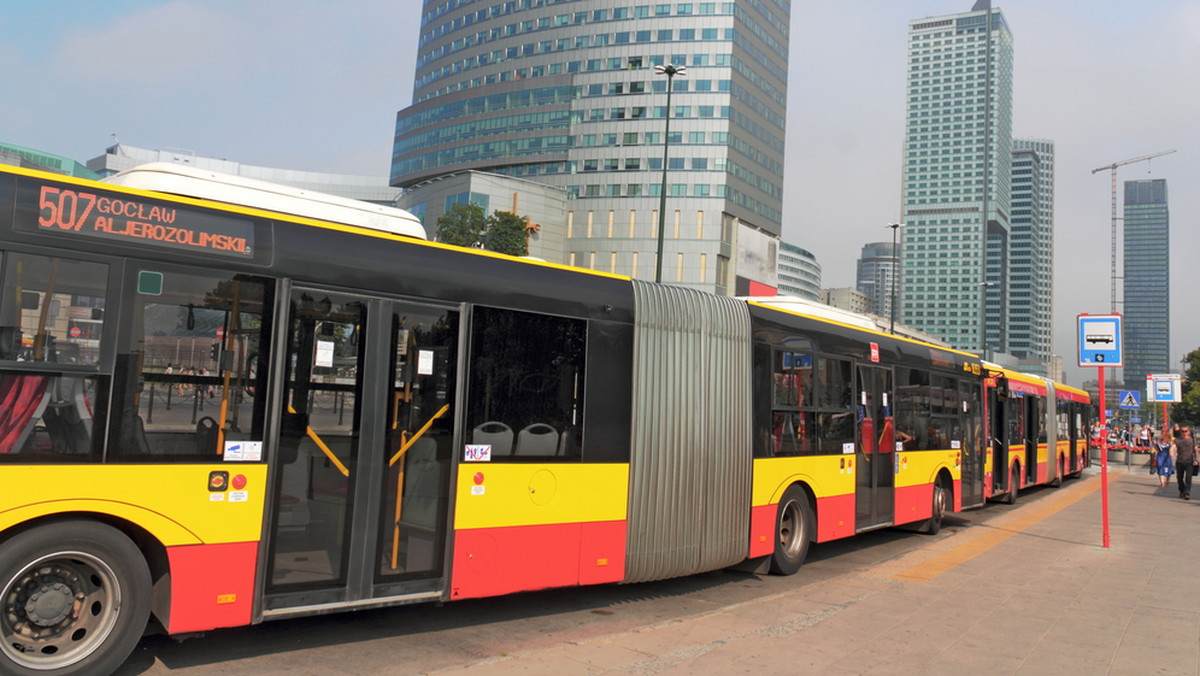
[856,241,900,324]
[901,1,1013,353]
[1123,178,1169,385]
[1009,138,1053,374]
[394,0,790,295]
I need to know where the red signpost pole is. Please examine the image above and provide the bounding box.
[1098,366,1110,549]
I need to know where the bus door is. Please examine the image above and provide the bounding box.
[264,287,459,610]
[1026,395,1043,485]
[855,365,894,531]
[1067,402,1081,474]
[989,384,1011,496]
[959,379,985,509]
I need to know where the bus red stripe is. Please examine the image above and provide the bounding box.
[815,493,855,542]
[165,541,257,633]
[452,521,625,600]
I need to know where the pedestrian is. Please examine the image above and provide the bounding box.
[1171,427,1198,499]
[1155,433,1174,488]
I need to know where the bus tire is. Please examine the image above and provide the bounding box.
[0,521,151,676]
[1001,465,1019,505]
[921,479,948,535]
[769,485,813,576]
[1050,456,1063,487]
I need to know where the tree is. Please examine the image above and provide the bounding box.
[1171,348,1200,426]
[434,204,530,256]
[435,203,486,248]
[484,211,530,257]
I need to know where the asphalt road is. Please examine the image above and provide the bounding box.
[114,488,1051,675]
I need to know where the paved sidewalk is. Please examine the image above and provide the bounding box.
[432,465,1200,675]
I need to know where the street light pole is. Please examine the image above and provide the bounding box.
[886,223,904,334]
[978,281,995,359]
[654,63,685,283]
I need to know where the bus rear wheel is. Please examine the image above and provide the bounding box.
[770,486,813,576]
[0,521,151,676]
[1001,465,1019,505]
[921,479,948,535]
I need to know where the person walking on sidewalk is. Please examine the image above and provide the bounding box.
[1155,433,1174,488]
[1171,427,1198,499]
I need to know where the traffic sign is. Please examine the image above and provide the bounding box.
[1118,390,1140,409]
[1146,373,1182,403]
[1078,314,1122,367]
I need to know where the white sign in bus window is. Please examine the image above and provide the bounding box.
[418,349,434,376]
[315,340,335,368]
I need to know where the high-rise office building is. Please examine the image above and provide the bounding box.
[1123,178,1169,384]
[1009,138,1054,374]
[856,241,900,325]
[394,1,790,295]
[901,1,1013,353]
[777,242,821,300]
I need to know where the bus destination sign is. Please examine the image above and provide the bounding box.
[17,179,256,259]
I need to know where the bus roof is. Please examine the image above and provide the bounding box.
[102,162,427,240]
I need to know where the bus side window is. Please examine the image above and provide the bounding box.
[467,306,586,461]
[0,252,109,459]
[108,269,272,461]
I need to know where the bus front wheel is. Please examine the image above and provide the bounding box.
[0,521,151,676]
[770,486,813,576]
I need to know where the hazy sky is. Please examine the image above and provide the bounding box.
[2,0,1195,386]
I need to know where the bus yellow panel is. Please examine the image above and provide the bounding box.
[751,456,855,544]
[454,463,627,529]
[0,464,268,545]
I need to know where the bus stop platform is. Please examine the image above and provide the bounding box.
[434,464,1199,675]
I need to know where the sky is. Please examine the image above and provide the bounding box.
[1,0,1196,386]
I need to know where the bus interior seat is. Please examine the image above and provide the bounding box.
[472,421,513,455]
[515,423,559,456]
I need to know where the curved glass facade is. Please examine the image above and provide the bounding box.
[393,1,790,292]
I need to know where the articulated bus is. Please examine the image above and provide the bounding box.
[0,163,1089,675]
[983,366,1092,504]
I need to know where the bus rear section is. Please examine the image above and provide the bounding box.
[746,300,986,565]
[984,367,1090,504]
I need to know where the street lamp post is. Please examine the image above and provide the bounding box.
[978,281,995,359]
[654,63,685,283]
[886,223,904,334]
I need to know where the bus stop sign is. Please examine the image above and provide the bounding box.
[1078,314,1122,367]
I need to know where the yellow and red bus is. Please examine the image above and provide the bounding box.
[983,365,1092,503]
[0,163,1089,675]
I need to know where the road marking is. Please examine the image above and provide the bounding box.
[891,472,1118,583]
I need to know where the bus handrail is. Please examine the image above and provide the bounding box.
[389,404,450,467]
[286,404,350,477]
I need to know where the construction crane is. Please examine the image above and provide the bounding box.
[1092,149,1176,313]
